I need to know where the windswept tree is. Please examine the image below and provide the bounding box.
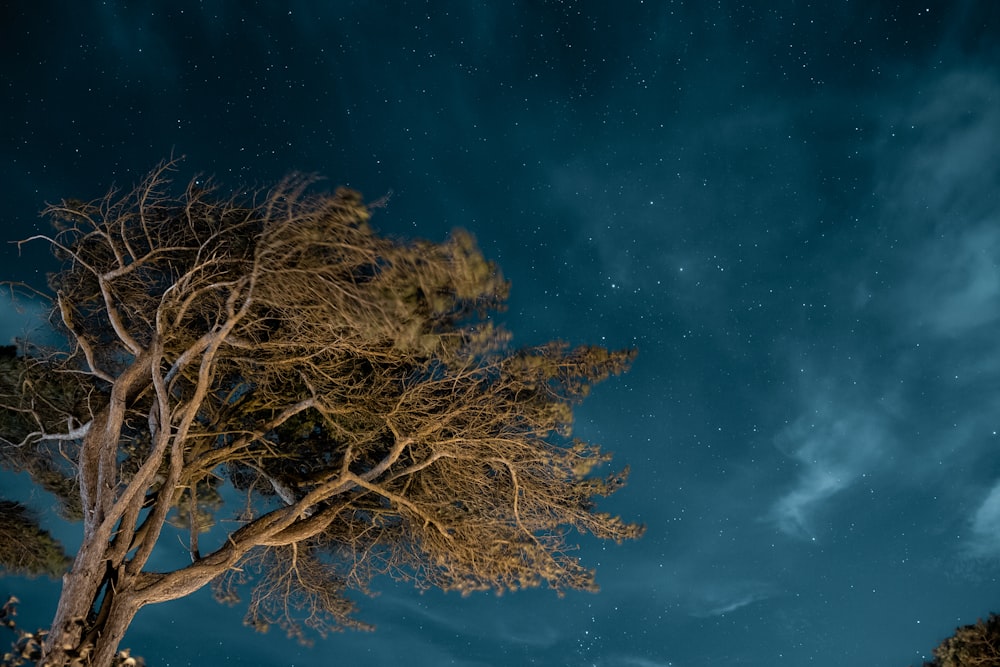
[0,161,641,666]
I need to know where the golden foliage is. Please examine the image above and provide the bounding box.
[0,159,641,664]
[928,613,1000,667]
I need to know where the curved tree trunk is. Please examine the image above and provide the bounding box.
[37,501,319,664]
[39,555,140,666]
[86,593,140,667]
[41,594,139,666]
[41,540,117,665]
[37,353,158,665]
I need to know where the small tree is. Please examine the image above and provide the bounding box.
[922,613,1000,667]
[0,161,641,665]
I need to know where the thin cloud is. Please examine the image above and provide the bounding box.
[899,222,1000,340]
[598,656,678,667]
[770,468,847,539]
[968,481,1000,557]
[769,389,893,539]
[878,70,1000,227]
[876,70,1000,341]
[688,583,776,618]
[618,558,778,621]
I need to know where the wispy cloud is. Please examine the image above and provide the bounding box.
[769,387,894,539]
[903,224,1000,338]
[876,70,1000,228]
[877,69,1000,342]
[686,581,776,618]
[379,591,565,651]
[596,656,678,667]
[765,70,1000,533]
[615,558,778,622]
[967,481,1000,557]
[892,213,1000,352]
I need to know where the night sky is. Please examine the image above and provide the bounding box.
[3,2,1000,666]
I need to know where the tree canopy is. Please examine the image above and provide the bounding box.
[0,161,641,665]
[921,613,1000,667]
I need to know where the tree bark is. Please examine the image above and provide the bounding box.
[39,506,152,665]
[36,500,326,664]
[37,351,157,665]
[86,592,140,667]
[40,541,114,665]
[39,550,142,666]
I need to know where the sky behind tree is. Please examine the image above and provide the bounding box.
[2,2,1000,665]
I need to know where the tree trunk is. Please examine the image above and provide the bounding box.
[40,545,112,665]
[38,352,157,665]
[39,541,139,666]
[39,519,152,664]
[86,593,140,667]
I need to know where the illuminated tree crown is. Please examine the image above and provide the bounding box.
[0,161,641,666]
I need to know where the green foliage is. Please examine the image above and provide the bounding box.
[0,346,99,521]
[0,501,70,579]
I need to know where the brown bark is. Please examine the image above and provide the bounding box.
[38,499,338,663]
[40,352,155,665]
[40,552,135,666]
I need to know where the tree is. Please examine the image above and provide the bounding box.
[0,160,642,665]
[920,613,1000,667]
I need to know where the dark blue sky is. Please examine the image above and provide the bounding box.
[3,2,1000,666]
